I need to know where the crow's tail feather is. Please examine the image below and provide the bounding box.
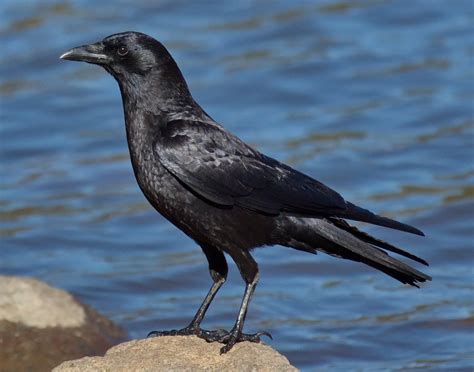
[328,217,429,266]
[285,217,431,287]
[336,202,425,237]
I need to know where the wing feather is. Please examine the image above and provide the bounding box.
[154,120,346,216]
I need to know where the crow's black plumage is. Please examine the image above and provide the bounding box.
[61,31,431,353]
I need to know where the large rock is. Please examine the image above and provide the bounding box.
[54,336,298,372]
[0,276,126,372]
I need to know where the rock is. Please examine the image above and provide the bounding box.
[0,275,86,328]
[53,336,298,372]
[0,276,126,372]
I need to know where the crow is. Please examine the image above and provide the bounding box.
[60,31,431,353]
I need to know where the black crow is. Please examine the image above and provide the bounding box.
[60,32,431,353]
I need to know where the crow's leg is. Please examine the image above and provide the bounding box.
[187,245,228,330]
[202,249,271,354]
[147,245,227,338]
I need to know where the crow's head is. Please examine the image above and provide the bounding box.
[61,31,183,85]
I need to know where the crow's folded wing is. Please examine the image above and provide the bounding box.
[154,120,346,216]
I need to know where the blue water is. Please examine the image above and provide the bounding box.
[1,1,473,370]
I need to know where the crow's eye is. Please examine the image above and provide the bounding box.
[117,46,128,56]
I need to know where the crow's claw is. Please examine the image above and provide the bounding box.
[205,329,272,353]
[147,326,271,353]
[147,326,201,338]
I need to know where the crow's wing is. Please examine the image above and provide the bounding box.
[154,120,346,216]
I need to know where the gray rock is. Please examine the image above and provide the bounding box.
[0,276,126,372]
[0,275,86,328]
[53,336,299,372]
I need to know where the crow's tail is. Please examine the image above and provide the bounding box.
[328,217,429,266]
[335,202,425,236]
[283,217,431,287]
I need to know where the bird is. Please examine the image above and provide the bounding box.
[60,31,431,354]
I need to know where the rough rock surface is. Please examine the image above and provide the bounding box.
[54,336,299,372]
[0,276,126,372]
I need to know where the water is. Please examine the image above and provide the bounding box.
[1,1,473,370]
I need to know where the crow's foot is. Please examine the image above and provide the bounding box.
[200,328,272,354]
[147,326,271,353]
[146,326,231,339]
[147,325,202,338]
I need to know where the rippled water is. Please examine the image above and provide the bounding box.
[1,1,473,370]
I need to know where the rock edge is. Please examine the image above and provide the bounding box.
[54,335,298,372]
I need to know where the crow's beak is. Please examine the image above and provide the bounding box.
[60,42,110,65]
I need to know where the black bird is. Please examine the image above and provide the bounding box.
[60,31,431,353]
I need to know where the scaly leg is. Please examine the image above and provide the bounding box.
[147,245,227,338]
[204,249,271,354]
